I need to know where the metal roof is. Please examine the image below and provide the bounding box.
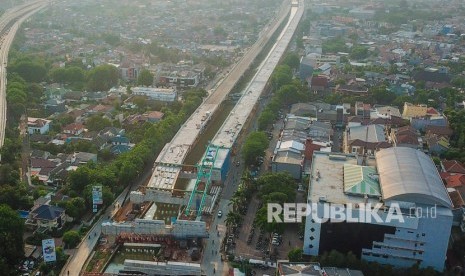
[348,124,386,143]
[343,164,381,197]
[376,147,452,208]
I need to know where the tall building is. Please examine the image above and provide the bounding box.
[303,148,452,271]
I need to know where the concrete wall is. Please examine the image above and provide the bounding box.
[102,218,208,238]
[123,260,201,275]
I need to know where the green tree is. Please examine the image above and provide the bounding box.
[63,230,81,248]
[288,248,303,262]
[86,64,119,91]
[0,204,25,273]
[85,115,112,131]
[10,60,47,83]
[349,46,369,60]
[62,197,86,219]
[68,166,93,193]
[0,185,32,210]
[65,66,86,84]
[137,69,154,86]
[225,211,242,228]
[258,108,276,131]
[242,131,269,165]
[282,53,300,70]
[271,65,293,88]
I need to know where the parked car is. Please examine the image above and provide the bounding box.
[217,210,222,218]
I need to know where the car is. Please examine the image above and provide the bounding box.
[35,272,41,276]
[217,210,222,218]
[235,161,240,167]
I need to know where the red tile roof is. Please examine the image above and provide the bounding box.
[311,76,328,87]
[304,139,323,160]
[445,174,465,188]
[426,107,439,115]
[62,122,84,132]
[443,160,465,174]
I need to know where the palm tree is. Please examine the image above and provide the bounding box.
[241,170,254,192]
[228,197,242,213]
[225,211,242,228]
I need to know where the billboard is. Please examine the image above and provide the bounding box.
[92,186,103,205]
[42,239,56,262]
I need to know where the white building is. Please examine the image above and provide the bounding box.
[304,148,452,272]
[132,87,177,102]
[28,117,51,135]
[272,140,305,179]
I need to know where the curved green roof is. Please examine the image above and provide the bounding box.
[343,164,381,197]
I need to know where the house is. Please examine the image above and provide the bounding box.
[30,158,58,182]
[63,91,84,102]
[425,125,453,138]
[26,205,65,232]
[67,109,86,122]
[402,102,427,119]
[29,134,52,144]
[66,152,97,165]
[391,126,420,149]
[88,104,114,114]
[344,124,391,154]
[131,87,177,102]
[30,149,51,160]
[425,134,450,155]
[442,160,465,174]
[62,122,85,136]
[44,99,67,114]
[28,117,51,135]
[308,75,329,94]
[335,84,368,95]
[272,140,305,180]
[411,116,448,131]
[110,135,130,146]
[144,111,164,122]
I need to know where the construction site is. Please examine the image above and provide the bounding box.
[87,0,305,274]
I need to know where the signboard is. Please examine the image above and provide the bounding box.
[92,186,103,205]
[42,239,56,262]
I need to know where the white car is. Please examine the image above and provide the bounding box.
[217,210,222,218]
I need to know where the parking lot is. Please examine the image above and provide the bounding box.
[223,115,305,275]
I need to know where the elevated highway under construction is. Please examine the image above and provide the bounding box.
[0,1,49,149]
[102,0,304,238]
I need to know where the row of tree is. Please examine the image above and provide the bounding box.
[65,88,207,212]
[258,59,308,131]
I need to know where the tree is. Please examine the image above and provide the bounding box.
[271,65,293,88]
[65,66,86,84]
[242,132,269,166]
[68,166,93,193]
[282,53,300,70]
[63,197,86,219]
[86,64,119,91]
[288,248,303,262]
[0,185,32,210]
[137,69,154,86]
[225,211,242,228]
[0,204,25,273]
[85,115,112,132]
[349,46,369,60]
[10,60,47,83]
[63,230,81,248]
[258,108,276,131]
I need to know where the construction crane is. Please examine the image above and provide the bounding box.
[184,144,221,218]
